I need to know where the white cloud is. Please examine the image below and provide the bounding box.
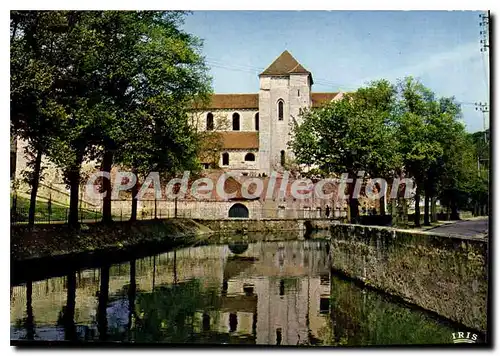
[355,42,480,85]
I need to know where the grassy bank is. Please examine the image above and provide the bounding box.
[11,194,102,223]
[11,218,212,262]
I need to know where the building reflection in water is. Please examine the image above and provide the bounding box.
[11,241,330,345]
[10,241,333,344]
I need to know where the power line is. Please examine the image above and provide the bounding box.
[204,57,483,103]
[205,58,357,91]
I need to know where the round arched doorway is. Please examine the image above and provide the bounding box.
[228,203,249,218]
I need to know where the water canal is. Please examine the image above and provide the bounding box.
[11,235,460,345]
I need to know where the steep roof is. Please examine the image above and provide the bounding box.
[260,50,312,82]
[196,92,341,111]
[311,92,341,107]
[220,132,259,150]
[205,94,259,110]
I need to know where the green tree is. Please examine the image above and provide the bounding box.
[467,129,489,215]
[77,11,210,222]
[290,80,400,223]
[395,78,442,227]
[10,11,68,226]
[11,11,211,226]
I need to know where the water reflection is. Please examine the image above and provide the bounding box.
[11,240,457,345]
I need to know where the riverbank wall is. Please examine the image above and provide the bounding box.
[195,218,333,233]
[329,223,488,333]
[11,219,215,284]
[11,218,333,283]
[11,218,333,262]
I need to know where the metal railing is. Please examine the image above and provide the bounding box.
[10,196,354,225]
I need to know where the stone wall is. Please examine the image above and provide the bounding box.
[258,75,310,173]
[197,218,333,233]
[190,109,258,132]
[220,149,259,172]
[328,224,488,332]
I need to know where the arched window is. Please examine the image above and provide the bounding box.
[255,112,259,131]
[206,113,214,131]
[280,150,285,166]
[277,100,284,121]
[222,152,229,166]
[244,153,255,162]
[232,113,240,131]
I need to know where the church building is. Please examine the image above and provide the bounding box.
[192,50,343,176]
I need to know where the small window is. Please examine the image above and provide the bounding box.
[222,152,229,166]
[280,150,285,166]
[255,112,259,131]
[232,113,240,131]
[277,100,284,121]
[203,163,210,169]
[244,153,255,162]
[297,89,300,97]
[206,113,214,131]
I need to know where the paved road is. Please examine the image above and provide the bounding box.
[429,218,489,237]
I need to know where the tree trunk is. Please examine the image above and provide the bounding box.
[67,166,81,227]
[431,196,438,223]
[450,200,460,220]
[347,172,359,224]
[377,182,386,216]
[379,196,386,216]
[414,189,421,227]
[390,198,398,225]
[424,193,430,226]
[349,197,359,224]
[28,148,43,227]
[401,198,408,226]
[130,171,139,222]
[101,150,113,223]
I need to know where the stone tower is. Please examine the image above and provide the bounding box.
[258,50,312,174]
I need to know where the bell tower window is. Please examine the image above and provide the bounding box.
[277,100,284,121]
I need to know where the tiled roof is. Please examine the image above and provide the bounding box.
[220,132,259,150]
[311,92,341,107]
[206,94,259,109]
[260,50,311,76]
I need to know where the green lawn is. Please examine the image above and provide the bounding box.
[11,195,102,223]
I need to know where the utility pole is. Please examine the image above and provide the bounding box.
[478,11,490,140]
[475,12,490,178]
[475,102,489,143]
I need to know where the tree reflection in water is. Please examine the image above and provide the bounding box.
[97,265,110,341]
[10,240,460,345]
[132,279,220,343]
[57,271,77,341]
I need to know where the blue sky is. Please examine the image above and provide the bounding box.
[182,11,489,133]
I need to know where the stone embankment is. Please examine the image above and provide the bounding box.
[329,223,488,333]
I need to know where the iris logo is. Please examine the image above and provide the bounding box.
[452,332,478,344]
